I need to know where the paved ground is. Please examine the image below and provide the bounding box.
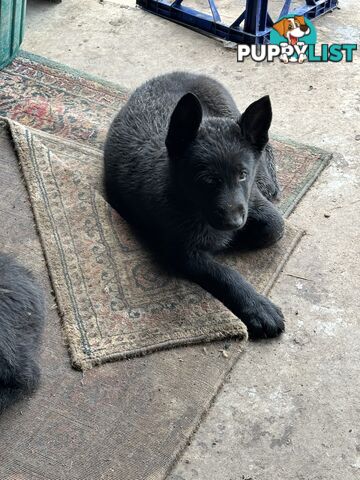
[24,1,359,479]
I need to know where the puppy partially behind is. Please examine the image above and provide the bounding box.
[104,72,285,338]
[0,254,45,413]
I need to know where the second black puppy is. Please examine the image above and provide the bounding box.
[104,72,285,338]
[0,254,45,413]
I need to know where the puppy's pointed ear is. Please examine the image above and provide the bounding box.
[273,19,287,37]
[238,95,272,151]
[166,93,202,157]
[295,15,306,26]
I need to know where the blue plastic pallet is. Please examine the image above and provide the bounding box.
[136,0,338,44]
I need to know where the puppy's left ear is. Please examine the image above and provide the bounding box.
[238,95,272,151]
[272,19,287,37]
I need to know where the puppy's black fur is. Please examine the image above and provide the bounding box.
[0,254,45,413]
[104,72,285,338]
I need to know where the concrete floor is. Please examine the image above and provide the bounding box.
[24,1,359,479]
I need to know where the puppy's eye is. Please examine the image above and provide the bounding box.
[237,171,247,182]
[205,177,222,186]
[295,21,300,28]
[288,24,294,30]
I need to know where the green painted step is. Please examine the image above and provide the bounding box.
[0,0,26,69]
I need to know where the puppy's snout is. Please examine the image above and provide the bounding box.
[234,205,247,225]
[232,211,245,229]
[300,24,309,33]
[217,204,247,230]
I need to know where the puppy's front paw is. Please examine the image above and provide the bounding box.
[242,296,285,339]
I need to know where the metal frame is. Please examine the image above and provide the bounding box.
[136,0,338,44]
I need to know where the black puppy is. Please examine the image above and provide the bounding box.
[0,254,45,413]
[104,72,284,338]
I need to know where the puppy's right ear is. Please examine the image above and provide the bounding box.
[166,93,202,157]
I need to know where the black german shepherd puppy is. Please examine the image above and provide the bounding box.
[104,72,285,338]
[0,254,44,413]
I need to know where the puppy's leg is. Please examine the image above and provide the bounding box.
[175,249,284,338]
[233,187,285,250]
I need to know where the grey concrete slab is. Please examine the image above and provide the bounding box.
[22,1,360,479]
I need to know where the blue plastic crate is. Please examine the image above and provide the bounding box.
[136,0,339,44]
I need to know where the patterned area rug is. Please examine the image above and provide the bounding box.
[0,52,331,369]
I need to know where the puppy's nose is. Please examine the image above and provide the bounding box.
[234,211,245,227]
[227,211,245,230]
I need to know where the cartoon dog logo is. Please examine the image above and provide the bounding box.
[272,16,310,63]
